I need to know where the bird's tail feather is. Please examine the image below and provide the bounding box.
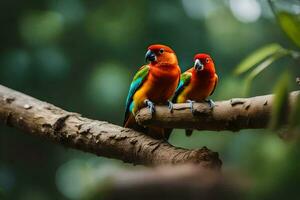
[148,127,172,140]
[185,129,193,137]
[124,114,172,140]
[124,114,147,133]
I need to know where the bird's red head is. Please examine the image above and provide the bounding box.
[145,44,178,66]
[193,53,215,72]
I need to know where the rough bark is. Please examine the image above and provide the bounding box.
[0,85,221,167]
[136,91,300,131]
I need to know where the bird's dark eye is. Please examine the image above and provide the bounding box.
[206,58,210,63]
[159,48,164,54]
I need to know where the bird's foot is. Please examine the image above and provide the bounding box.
[186,100,195,114]
[167,100,174,113]
[205,99,216,109]
[144,99,155,114]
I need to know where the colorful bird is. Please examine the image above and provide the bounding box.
[173,53,218,136]
[123,44,181,139]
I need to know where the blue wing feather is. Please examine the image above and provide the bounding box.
[175,80,185,94]
[125,77,143,112]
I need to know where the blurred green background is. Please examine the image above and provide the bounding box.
[0,0,300,199]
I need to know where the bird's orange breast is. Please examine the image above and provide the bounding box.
[132,65,180,113]
[178,71,217,103]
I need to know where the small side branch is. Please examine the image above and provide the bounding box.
[135,91,299,131]
[0,85,221,168]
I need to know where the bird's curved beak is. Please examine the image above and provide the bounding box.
[194,59,204,71]
[145,50,156,62]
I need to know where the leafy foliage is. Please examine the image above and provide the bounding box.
[234,43,283,75]
[287,94,300,138]
[234,43,300,94]
[277,11,300,48]
[268,0,300,48]
[270,72,290,130]
[235,0,300,94]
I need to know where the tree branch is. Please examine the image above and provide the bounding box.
[0,85,221,168]
[135,91,300,131]
[87,164,241,200]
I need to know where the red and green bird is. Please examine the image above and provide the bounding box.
[173,53,218,135]
[123,44,181,139]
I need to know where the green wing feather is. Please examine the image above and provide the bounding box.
[123,65,150,126]
[172,71,192,102]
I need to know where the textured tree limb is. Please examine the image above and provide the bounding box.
[0,85,221,167]
[88,164,242,200]
[135,91,300,131]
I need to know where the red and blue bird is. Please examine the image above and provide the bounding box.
[123,44,181,139]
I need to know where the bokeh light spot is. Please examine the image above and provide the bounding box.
[0,166,15,191]
[87,62,130,107]
[49,0,85,24]
[229,0,262,23]
[20,11,64,46]
[85,6,142,46]
[34,47,70,79]
[56,159,120,199]
[182,0,219,19]
[1,49,31,83]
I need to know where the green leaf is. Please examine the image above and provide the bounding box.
[289,94,300,129]
[282,93,300,140]
[243,50,289,95]
[234,43,283,75]
[270,72,290,130]
[277,11,300,48]
[247,52,285,81]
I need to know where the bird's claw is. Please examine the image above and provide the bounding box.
[205,99,215,109]
[144,99,155,114]
[186,100,195,114]
[167,100,174,113]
